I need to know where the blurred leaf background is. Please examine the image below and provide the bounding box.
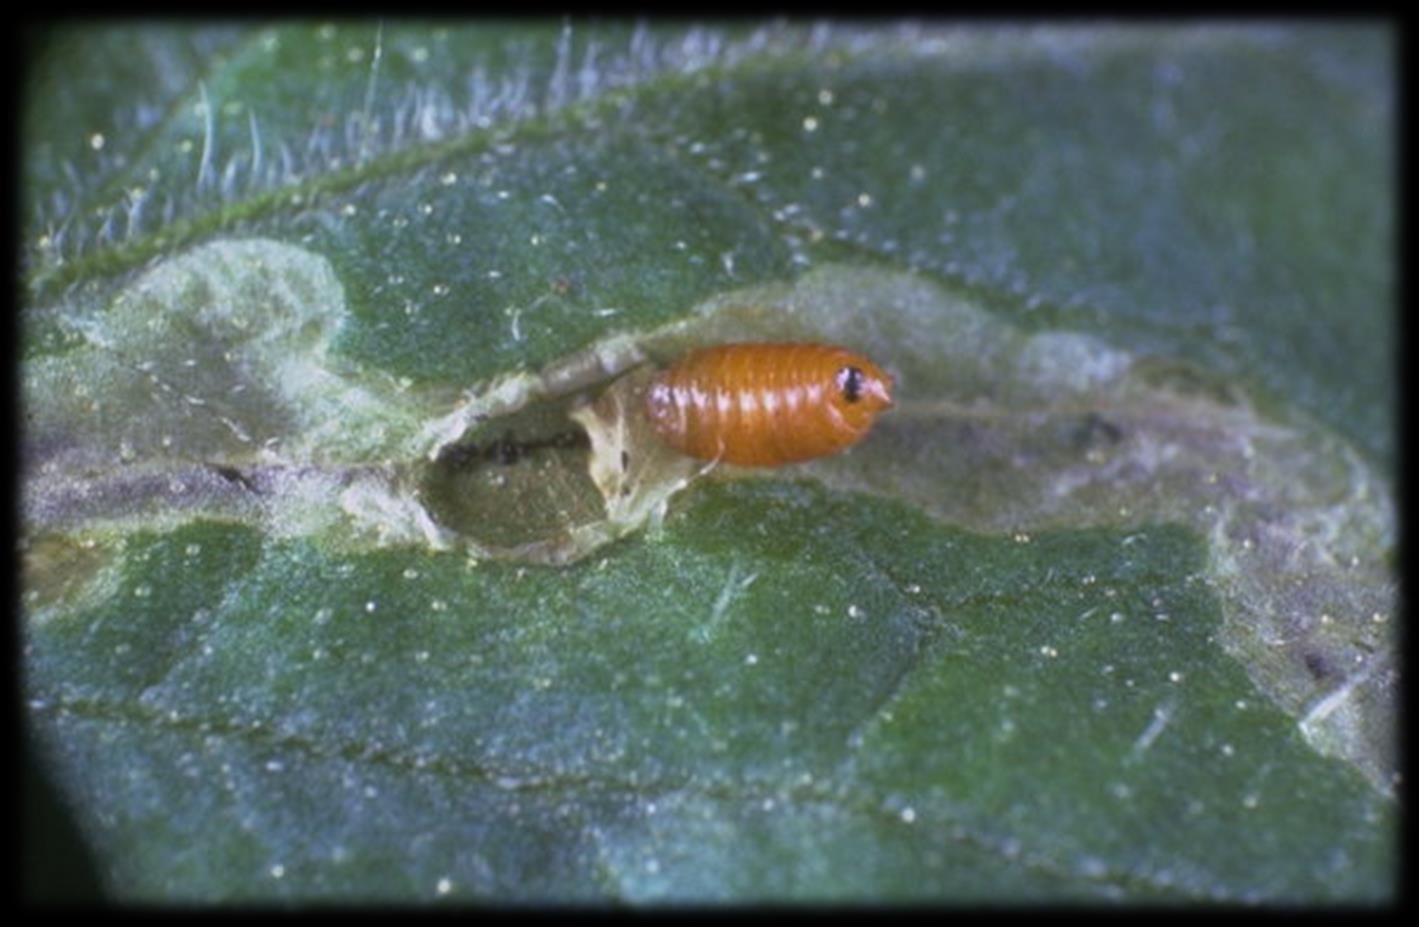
[22,22,1395,903]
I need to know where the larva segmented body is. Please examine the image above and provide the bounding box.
[645,343,894,467]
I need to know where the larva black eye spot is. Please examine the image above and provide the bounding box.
[837,366,866,403]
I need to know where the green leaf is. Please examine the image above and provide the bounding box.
[23,22,1395,903]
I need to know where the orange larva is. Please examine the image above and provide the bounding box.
[645,342,895,467]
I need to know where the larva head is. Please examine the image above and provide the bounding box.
[831,354,894,431]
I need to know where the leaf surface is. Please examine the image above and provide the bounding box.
[22,22,1395,903]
